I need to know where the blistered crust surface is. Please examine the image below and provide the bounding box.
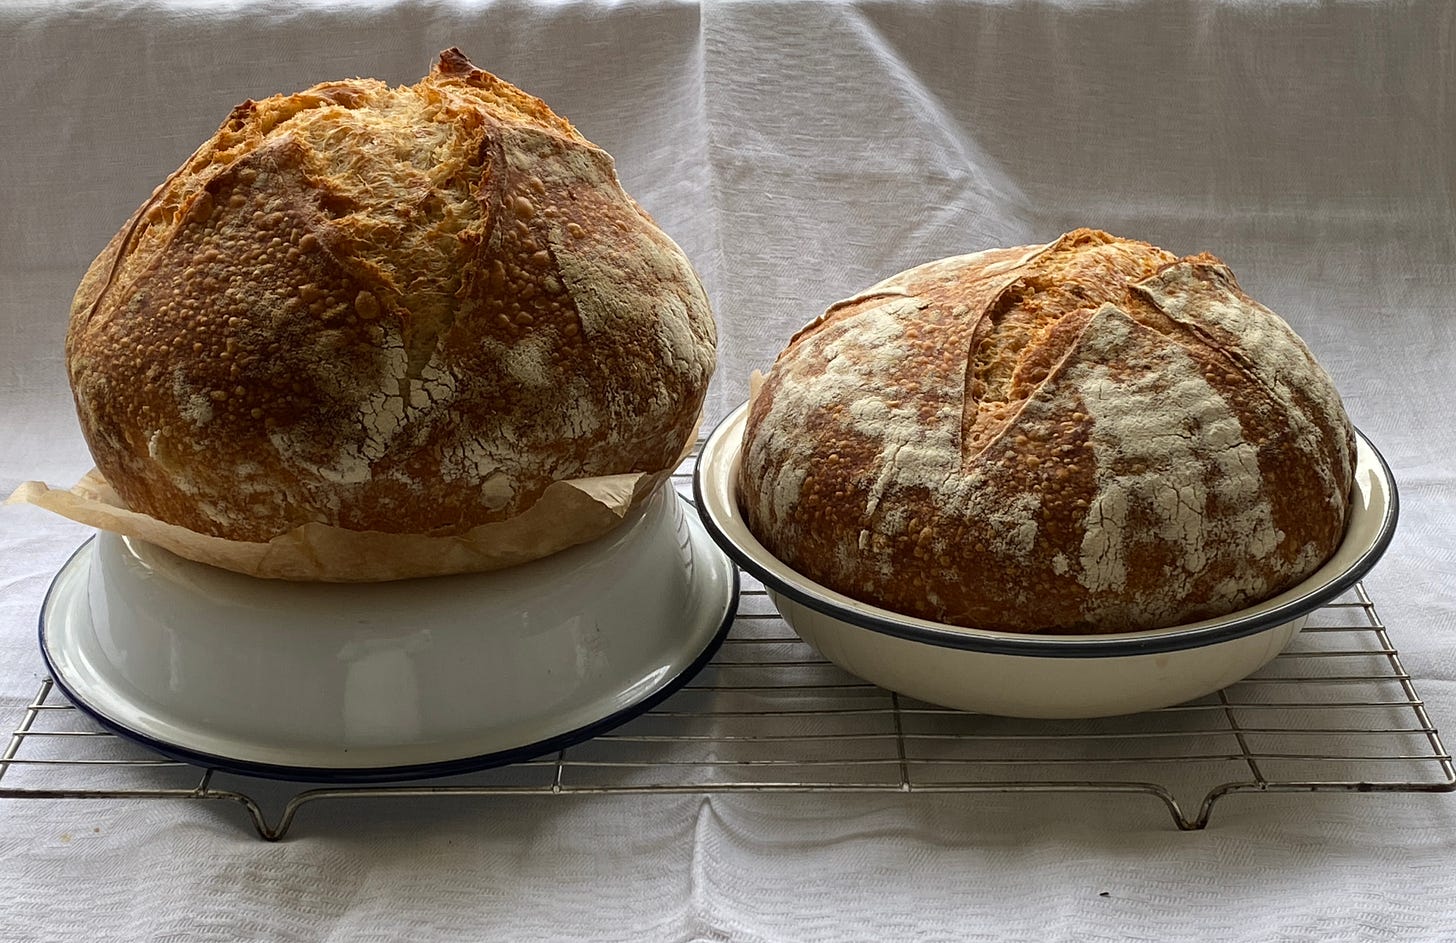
[67,49,715,541]
[740,229,1355,633]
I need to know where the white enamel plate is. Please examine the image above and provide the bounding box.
[40,485,738,780]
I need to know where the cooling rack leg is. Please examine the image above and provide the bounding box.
[1156,795,1206,831]
[1186,794,1222,831]
[259,788,421,842]
[197,789,289,841]
[268,794,318,841]
[1137,793,1204,831]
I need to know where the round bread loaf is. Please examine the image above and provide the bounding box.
[66,49,715,542]
[740,229,1356,633]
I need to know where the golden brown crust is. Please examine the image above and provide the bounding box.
[740,229,1355,633]
[68,50,715,541]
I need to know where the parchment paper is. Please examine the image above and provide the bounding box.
[5,425,696,581]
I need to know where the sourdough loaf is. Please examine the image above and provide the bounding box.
[66,50,715,543]
[740,229,1356,633]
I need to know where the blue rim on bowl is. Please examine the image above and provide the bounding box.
[694,402,1397,659]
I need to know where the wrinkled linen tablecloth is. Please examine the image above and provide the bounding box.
[3,2,1455,940]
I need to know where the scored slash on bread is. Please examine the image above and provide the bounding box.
[740,229,1355,634]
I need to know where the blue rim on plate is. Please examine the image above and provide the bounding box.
[694,404,1397,659]
[37,539,738,784]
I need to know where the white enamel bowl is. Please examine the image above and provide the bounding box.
[40,484,737,780]
[695,403,1398,719]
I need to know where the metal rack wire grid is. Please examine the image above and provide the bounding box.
[2,464,1452,840]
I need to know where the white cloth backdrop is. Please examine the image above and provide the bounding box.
[3,1,1455,940]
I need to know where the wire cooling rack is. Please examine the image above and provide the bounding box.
[2,468,1452,840]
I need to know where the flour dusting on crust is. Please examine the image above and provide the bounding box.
[740,230,1355,633]
[1070,305,1278,625]
[66,50,716,542]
